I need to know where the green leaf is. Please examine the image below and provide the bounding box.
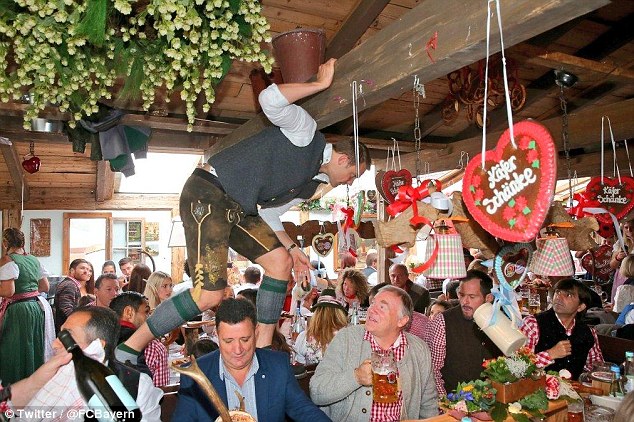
[76,0,107,47]
[532,160,540,168]
[491,402,508,422]
[523,207,531,215]
[529,140,536,149]
[470,185,476,193]
[228,0,241,14]
[511,413,531,422]
[508,198,516,207]
[509,219,516,227]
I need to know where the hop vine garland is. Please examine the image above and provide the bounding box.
[0,0,273,130]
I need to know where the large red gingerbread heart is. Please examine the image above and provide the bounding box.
[375,169,412,204]
[462,120,557,242]
[584,176,634,221]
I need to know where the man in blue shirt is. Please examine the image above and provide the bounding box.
[175,298,329,421]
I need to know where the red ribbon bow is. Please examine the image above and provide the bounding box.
[386,180,442,227]
[340,207,357,257]
[567,191,601,218]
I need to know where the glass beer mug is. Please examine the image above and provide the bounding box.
[371,350,399,403]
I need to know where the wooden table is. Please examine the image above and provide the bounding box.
[405,399,568,422]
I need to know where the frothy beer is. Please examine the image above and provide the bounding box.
[372,370,399,403]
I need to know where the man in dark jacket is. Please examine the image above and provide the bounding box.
[425,270,502,395]
[175,298,329,421]
[520,278,604,379]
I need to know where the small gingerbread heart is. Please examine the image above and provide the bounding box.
[584,176,634,221]
[312,233,335,257]
[375,169,412,204]
[493,243,534,289]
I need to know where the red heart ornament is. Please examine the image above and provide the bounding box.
[584,176,634,220]
[22,156,41,174]
[580,244,613,282]
[312,233,335,257]
[462,120,557,242]
[595,213,616,239]
[375,169,412,204]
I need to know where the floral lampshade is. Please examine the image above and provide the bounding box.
[529,235,574,277]
[423,223,467,279]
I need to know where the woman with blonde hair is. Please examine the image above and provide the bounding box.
[335,268,369,311]
[292,289,348,365]
[143,271,174,310]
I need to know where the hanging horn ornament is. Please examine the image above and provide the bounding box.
[171,356,256,422]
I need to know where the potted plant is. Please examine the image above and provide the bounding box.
[481,347,545,404]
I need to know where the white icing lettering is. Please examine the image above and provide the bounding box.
[483,161,537,215]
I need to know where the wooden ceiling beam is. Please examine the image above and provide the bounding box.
[0,187,179,210]
[0,139,30,202]
[95,160,115,202]
[325,0,390,60]
[400,98,634,175]
[209,0,609,157]
[0,104,239,135]
[324,133,416,152]
[515,44,634,85]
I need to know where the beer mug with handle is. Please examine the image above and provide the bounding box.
[371,350,399,403]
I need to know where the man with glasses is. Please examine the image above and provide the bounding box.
[520,278,604,380]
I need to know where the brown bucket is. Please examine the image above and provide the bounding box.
[272,28,326,83]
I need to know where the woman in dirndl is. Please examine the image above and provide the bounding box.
[0,228,52,384]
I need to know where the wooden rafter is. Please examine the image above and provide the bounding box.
[515,44,634,85]
[0,140,29,202]
[325,0,390,60]
[209,0,609,157]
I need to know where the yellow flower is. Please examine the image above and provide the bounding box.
[462,385,474,392]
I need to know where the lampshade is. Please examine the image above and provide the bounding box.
[423,231,467,279]
[529,236,574,277]
[168,217,186,248]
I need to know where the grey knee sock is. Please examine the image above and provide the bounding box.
[256,275,288,324]
[146,290,202,337]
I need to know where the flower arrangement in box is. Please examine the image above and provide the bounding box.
[481,347,545,404]
[442,380,549,422]
[0,0,273,130]
[442,379,497,416]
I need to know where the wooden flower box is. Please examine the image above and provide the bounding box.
[490,376,546,404]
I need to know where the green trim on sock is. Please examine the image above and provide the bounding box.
[117,343,140,356]
[260,276,288,293]
[173,289,202,321]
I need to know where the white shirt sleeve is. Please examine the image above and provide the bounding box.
[258,84,317,147]
[137,372,164,421]
[0,261,19,280]
[39,262,50,278]
[292,331,308,365]
[258,198,303,232]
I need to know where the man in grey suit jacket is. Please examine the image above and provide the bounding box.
[310,285,437,421]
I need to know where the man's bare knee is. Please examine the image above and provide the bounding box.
[258,248,293,280]
[195,289,225,311]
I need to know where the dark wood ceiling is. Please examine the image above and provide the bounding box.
[1,0,633,210]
